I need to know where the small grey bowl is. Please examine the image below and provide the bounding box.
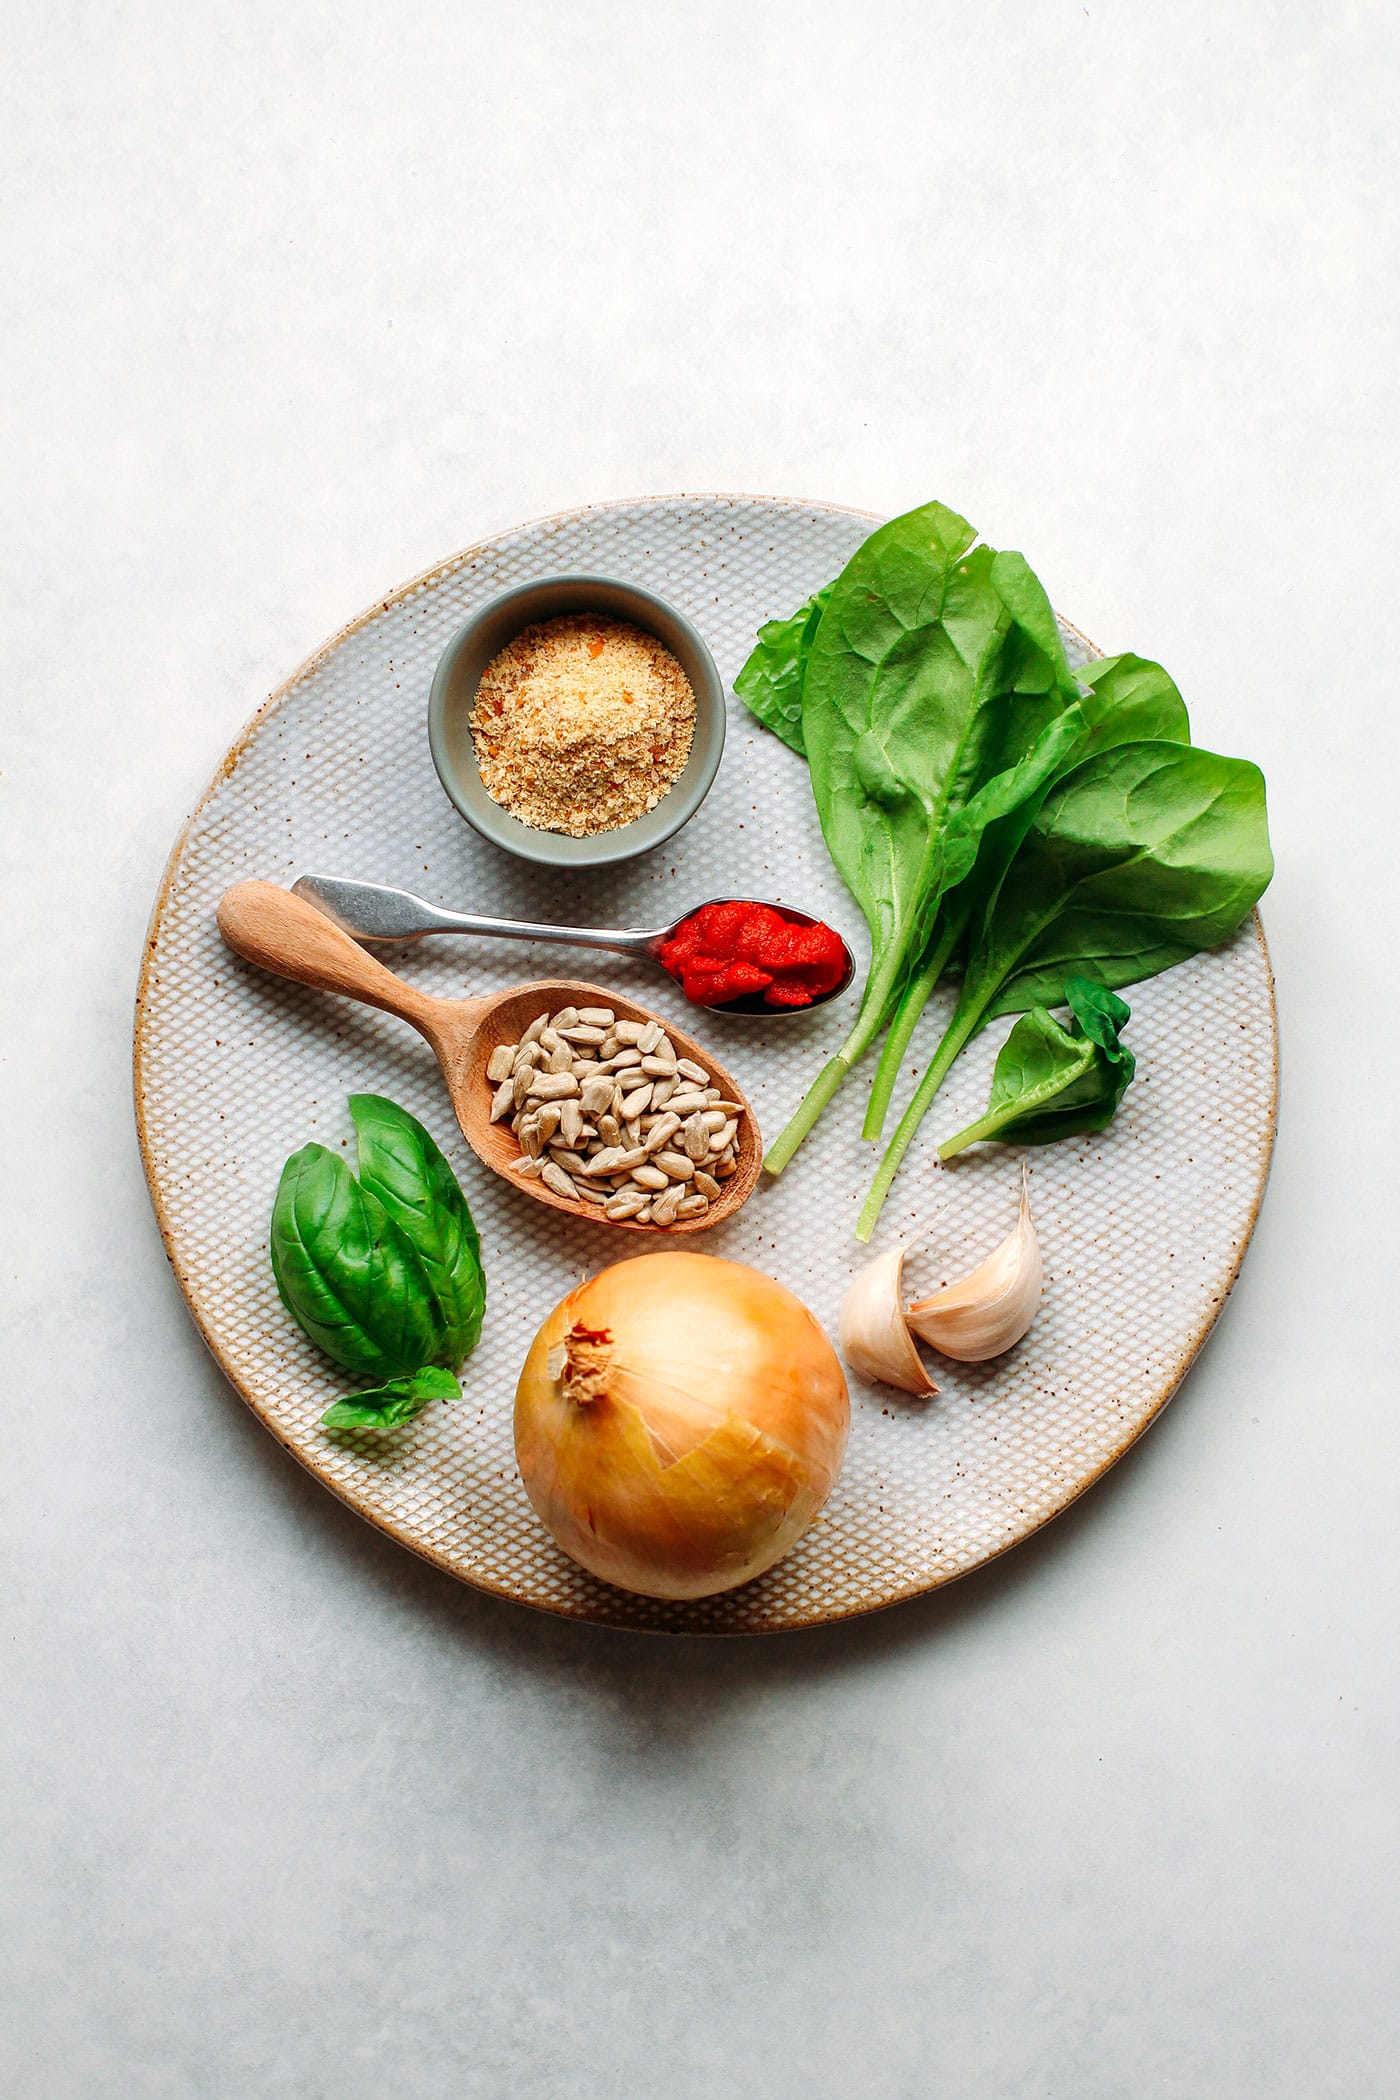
[427,574,727,868]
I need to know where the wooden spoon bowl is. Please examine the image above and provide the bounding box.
[216,882,762,1236]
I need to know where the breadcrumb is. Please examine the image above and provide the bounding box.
[470,614,697,836]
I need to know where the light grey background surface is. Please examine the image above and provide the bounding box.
[4,4,1396,2096]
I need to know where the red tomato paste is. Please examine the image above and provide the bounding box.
[657,900,847,1009]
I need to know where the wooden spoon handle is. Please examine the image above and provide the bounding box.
[217,881,444,1031]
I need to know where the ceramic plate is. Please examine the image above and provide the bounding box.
[135,495,1277,1632]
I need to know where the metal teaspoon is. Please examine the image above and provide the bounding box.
[291,875,855,1017]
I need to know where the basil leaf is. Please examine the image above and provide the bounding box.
[937,977,1135,1158]
[270,1143,444,1381]
[734,586,829,755]
[321,1365,461,1431]
[348,1094,484,1365]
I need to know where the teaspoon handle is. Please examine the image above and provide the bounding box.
[292,875,664,962]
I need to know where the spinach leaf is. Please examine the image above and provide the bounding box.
[734,586,829,755]
[1076,652,1190,747]
[321,1365,462,1431]
[858,738,1272,1236]
[976,740,1273,1019]
[764,506,1084,1173]
[270,1143,443,1381]
[862,651,1190,1135]
[937,978,1135,1158]
[349,1094,484,1365]
[731,496,1272,1230]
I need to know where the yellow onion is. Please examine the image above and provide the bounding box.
[514,1252,849,1600]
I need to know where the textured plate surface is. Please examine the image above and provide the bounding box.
[134,495,1277,1633]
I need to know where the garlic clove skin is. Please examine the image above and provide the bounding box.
[839,1241,939,1396]
[905,1178,1041,1363]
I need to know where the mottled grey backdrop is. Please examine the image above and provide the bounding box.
[4,3,1396,2096]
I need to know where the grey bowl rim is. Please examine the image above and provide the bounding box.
[426,571,727,869]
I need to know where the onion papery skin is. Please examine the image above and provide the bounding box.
[514,1253,849,1600]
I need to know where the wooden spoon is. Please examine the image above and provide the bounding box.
[216,882,762,1237]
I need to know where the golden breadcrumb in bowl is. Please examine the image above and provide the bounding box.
[428,575,727,867]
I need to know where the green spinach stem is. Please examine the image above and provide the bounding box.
[854,996,984,1240]
[763,949,907,1176]
[936,1108,1012,1161]
[860,909,965,1141]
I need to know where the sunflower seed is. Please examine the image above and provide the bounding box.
[676,1194,710,1218]
[511,1154,547,1178]
[653,1151,695,1181]
[519,1117,546,1159]
[693,1170,721,1200]
[614,1020,647,1043]
[548,1147,590,1173]
[559,1098,584,1148]
[521,1013,548,1047]
[604,1190,648,1219]
[577,1007,614,1028]
[529,1071,580,1101]
[713,1153,737,1179]
[550,1006,579,1031]
[701,1108,728,1132]
[598,1112,622,1147]
[651,1184,684,1226]
[620,1083,653,1119]
[606,1047,643,1072]
[558,1024,607,1045]
[640,1054,678,1077]
[709,1119,738,1153]
[490,1078,515,1123]
[540,1162,576,1199]
[636,1020,663,1054]
[572,1179,609,1204]
[675,1058,709,1084]
[682,1113,711,1161]
[579,1076,615,1116]
[666,1090,708,1117]
[486,1044,516,1083]
[581,1147,628,1176]
[643,1113,682,1154]
[631,1164,669,1191]
[534,1102,563,1144]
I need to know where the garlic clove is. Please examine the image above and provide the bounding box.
[839,1241,939,1396]
[904,1176,1041,1363]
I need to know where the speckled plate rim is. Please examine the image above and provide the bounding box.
[133,494,1279,1634]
